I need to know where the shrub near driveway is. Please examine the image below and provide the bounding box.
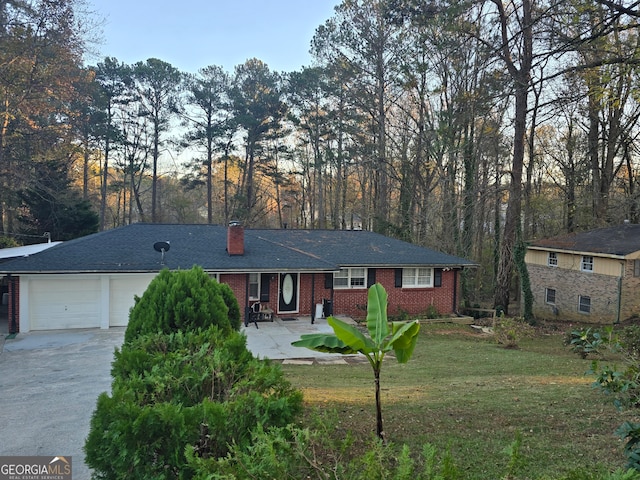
[124,266,240,343]
[85,328,302,479]
[85,268,302,479]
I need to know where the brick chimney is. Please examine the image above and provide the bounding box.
[227,221,244,255]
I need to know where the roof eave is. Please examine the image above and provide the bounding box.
[527,245,628,259]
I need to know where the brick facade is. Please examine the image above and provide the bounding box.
[525,224,640,324]
[7,276,19,333]
[529,264,623,323]
[224,268,462,320]
[620,259,640,321]
[7,269,462,333]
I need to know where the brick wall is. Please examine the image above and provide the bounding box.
[220,273,248,308]
[7,276,19,333]
[304,268,460,320]
[620,259,640,320]
[220,268,461,321]
[298,274,329,315]
[7,268,462,333]
[528,264,620,323]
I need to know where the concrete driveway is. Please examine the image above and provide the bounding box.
[0,316,356,479]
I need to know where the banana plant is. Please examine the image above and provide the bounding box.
[292,283,420,440]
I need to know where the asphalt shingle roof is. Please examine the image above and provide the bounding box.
[528,223,640,256]
[0,224,475,274]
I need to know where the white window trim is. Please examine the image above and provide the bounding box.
[249,272,260,300]
[402,267,433,288]
[578,295,591,314]
[580,256,594,272]
[545,288,556,305]
[334,267,367,289]
[547,252,558,267]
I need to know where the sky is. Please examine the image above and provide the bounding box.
[86,0,340,74]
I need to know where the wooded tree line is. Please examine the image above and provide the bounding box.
[1,0,639,312]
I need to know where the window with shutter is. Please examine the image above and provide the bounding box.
[434,269,442,287]
[333,268,367,289]
[249,273,259,300]
[325,273,333,289]
[395,269,403,288]
[260,273,270,302]
[401,268,433,288]
[367,268,376,287]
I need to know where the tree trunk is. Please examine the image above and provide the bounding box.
[495,80,527,314]
[83,130,89,201]
[246,141,255,222]
[151,120,159,223]
[492,0,532,314]
[206,134,213,224]
[374,366,384,440]
[100,113,110,230]
[587,87,602,224]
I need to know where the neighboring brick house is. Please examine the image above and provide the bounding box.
[525,223,640,324]
[0,223,474,332]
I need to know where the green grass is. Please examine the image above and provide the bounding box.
[281,324,631,479]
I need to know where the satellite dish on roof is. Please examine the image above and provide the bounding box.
[153,241,170,265]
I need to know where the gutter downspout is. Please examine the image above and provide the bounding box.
[616,261,624,324]
[453,269,459,315]
[244,273,250,326]
[310,273,315,324]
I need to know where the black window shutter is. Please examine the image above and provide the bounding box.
[395,268,403,288]
[260,273,270,302]
[367,268,376,287]
[325,273,333,289]
[434,269,442,287]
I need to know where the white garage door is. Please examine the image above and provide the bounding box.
[30,277,101,330]
[109,274,155,326]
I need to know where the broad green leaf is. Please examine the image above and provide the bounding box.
[366,283,389,346]
[328,316,376,354]
[387,320,420,363]
[292,333,359,354]
[290,283,421,442]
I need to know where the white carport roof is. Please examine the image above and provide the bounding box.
[0,242,62,260]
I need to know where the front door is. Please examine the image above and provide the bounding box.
[278,273,299,314]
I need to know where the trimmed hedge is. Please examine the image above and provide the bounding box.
[84,328,302,479]
[124,267,239,344]
[85,266,301,479]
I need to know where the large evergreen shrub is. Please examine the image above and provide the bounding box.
[124,266,238,343]
[217,281,241,331]
[84,327,302,479]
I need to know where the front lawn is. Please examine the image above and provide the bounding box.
[281,323,630,479]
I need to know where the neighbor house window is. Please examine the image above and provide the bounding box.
[548,252,558,267]
[634,259,640,277]
[249,273,260,300]
[402,267,433,288]
[334,268,367,289]
[581,256,594,272]
[578,295,591,314]
[545,288,556,305]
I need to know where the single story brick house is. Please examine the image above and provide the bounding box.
[0,223,475,332]
[525,223,640,323]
